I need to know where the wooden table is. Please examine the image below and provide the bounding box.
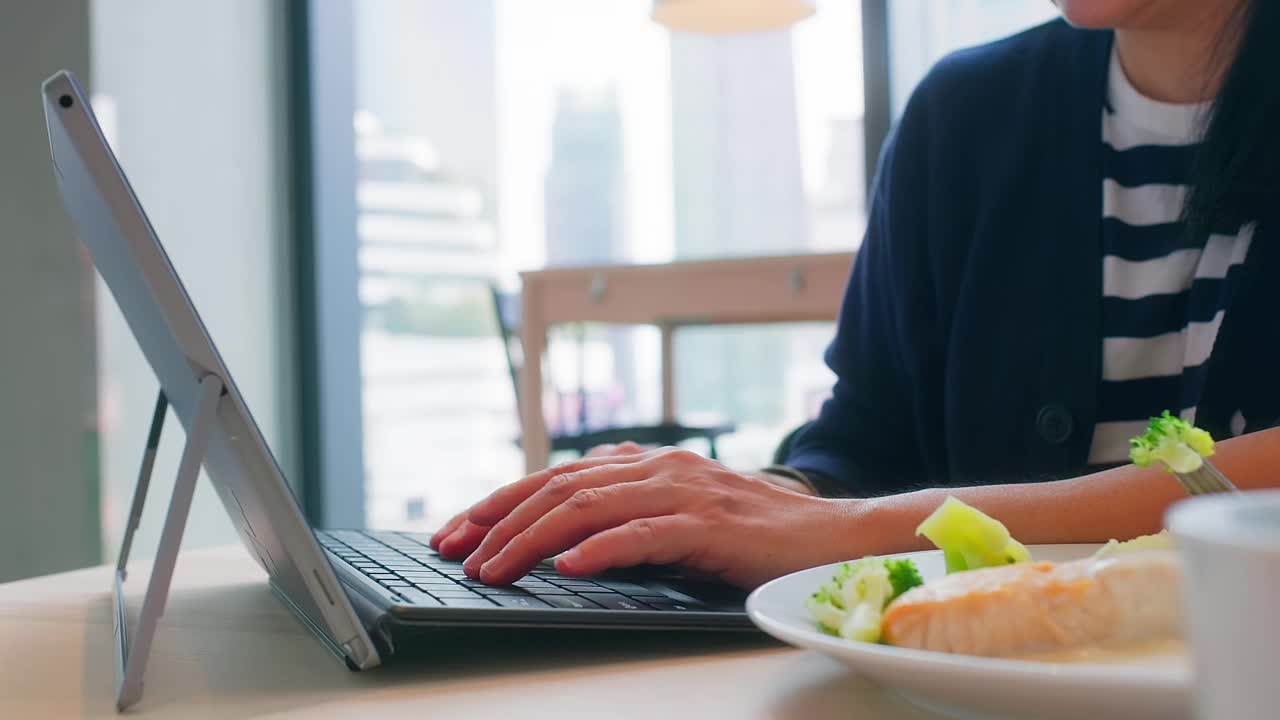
[518,252,854,473]
[0,545,938,719]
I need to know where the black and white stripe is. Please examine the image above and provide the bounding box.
[1087,52,1253,463]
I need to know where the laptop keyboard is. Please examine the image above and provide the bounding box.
[317,529,707,612]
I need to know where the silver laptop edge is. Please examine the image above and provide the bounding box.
[41,70,380,686]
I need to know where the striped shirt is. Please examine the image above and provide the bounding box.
[1087,50,1254,464]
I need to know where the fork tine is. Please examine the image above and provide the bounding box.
[1191,468,1220,495]
[1177,468,1208,497]
[1174,462,1239,496]
[1201,462,1239,493]
[1192,468,1218,495]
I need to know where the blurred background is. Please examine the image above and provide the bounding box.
[0,0,1058,583]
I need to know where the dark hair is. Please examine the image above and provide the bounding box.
[1184,0,1280,241]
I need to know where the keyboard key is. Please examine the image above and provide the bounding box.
[473,587,535,596]
[440,597,496,608]
[552,581,602,590]
[578,594,651,611]
[541,595,602,610]
[413,582,461,592]
[513,580,554,590]
[402,578,453,586]
[431,590,484,600]
[398,551,436,560]
[492,595,550,609]
[593,581,653,595]
[525,588,575,596]
[394,589,443,607]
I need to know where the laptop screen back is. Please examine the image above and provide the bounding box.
[41,70,377,668]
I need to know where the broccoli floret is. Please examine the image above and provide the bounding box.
[915,496,1032,574]
[885,558,924,598]
[806,556,924,643]
[1129,411,1215,473]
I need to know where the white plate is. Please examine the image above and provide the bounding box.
[746,544,1190,720]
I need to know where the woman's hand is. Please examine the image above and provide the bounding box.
[430,447,865,589]
[428,442,649,561]
[582,440,647,459]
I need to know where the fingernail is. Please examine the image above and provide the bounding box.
[555,551,579,574]
[443,546,466,563]
[479,560,498,583]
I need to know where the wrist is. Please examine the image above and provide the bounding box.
[755,466,818,495]
[759,464,855,497]
[853,490,943,556]
[804,496,880,566]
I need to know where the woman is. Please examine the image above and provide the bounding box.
[431,0,1280,588]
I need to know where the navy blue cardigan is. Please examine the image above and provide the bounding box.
[785,20,1278,496]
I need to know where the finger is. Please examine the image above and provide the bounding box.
[554,516,702,577]
[583,444,617,459]
[464,458,660,577]
[429,509,471,549]
[478,480,682,584]
[435,520,491,560]
[585,441,647,459]
[468,450,659,528]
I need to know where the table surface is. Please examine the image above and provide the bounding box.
[0,545,940,719]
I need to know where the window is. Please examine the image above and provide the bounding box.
[888,0,1061,117]
[348,0,863,530]
[301,1,1069,532]
[91,0,292,558]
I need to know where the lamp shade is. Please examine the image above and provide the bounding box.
[652,0,816,34]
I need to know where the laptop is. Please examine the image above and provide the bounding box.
[41,70,751,702]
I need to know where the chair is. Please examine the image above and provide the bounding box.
[490,283,735,460]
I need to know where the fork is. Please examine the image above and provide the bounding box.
[1174,460,1239,496]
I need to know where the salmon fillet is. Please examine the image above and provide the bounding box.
[880,552,1182,657]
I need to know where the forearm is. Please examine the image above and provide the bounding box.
[849,426,1280,556]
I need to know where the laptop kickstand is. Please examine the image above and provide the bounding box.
[113,374,224,712]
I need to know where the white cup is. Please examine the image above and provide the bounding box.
[1167,490,1280,720]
